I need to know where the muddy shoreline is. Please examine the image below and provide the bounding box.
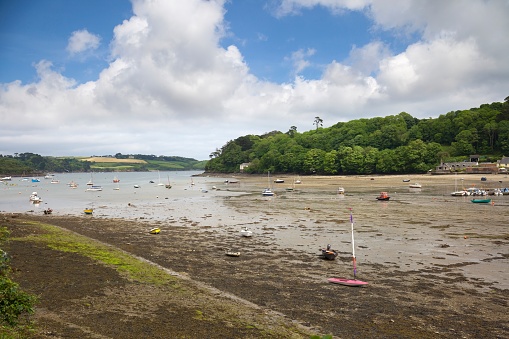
[2,173,509,338]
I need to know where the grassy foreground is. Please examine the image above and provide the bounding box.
[2,217,315,338]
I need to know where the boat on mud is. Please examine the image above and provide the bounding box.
[376,192,390,201]
[471,198,492,204]
[320,244,339,260]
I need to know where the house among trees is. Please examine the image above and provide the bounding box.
[434,156,505,174]
[434,161,478,173]
[239,163,251,173]
[498,157,509,172]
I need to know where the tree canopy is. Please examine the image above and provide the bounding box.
[205,99,509,175]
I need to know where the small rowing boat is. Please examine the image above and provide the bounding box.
[225,249,240,257]
[320,244,338,260]
[471,198,491,204]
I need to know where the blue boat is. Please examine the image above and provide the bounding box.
[31,178,40,182]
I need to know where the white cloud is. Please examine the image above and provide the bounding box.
[1,0,508,159]
[286,48,316,75]
[66,29,101,55]
[273,0,509,115]
[274,0,369,16]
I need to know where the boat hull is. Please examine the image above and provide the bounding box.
[471,199,491,204]
[328,278,368,287]
[321,250,338,260]
[225,251,240,257]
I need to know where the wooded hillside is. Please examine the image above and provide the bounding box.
[205,98,509,175]
[0,153,206,175]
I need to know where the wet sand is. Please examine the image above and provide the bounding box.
[4,173,509,338]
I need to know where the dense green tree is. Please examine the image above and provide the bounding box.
[363,147,379,174]
[452,140,475,156]
[323,150,339,174]
[338,146,364,174]
[260,149,282,173]
[303,149,325,174]
[376,149,397,174]
[497,120,509,154]
[483,121,498,150]
[221,142,244,171]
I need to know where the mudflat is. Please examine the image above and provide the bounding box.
[2,173,509,338]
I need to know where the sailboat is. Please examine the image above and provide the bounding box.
[328,209,368,287]
[87,173,94,185]
[451,174,466,196]
[157,171,165,186]
[262,171,274,196]
[165,175,172,189]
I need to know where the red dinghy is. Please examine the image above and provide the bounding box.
[329,209,368,287]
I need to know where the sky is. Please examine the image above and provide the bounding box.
[1,0,508,161]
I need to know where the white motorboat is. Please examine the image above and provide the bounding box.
[29,192,42,203]
[240,227,253,237]
[451,190,467,196]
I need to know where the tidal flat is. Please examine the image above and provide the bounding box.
[3,173,509,338]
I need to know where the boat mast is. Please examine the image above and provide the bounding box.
[349,208,357,278]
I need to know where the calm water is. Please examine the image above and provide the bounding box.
[0,171,240,219]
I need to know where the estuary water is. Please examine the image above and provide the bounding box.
[0,171,239,219]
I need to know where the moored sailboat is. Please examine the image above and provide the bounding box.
[262,171,275,196]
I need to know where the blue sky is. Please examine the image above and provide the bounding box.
[0,0,133,84]
[1,0,508,160]
[1,0,383,84]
